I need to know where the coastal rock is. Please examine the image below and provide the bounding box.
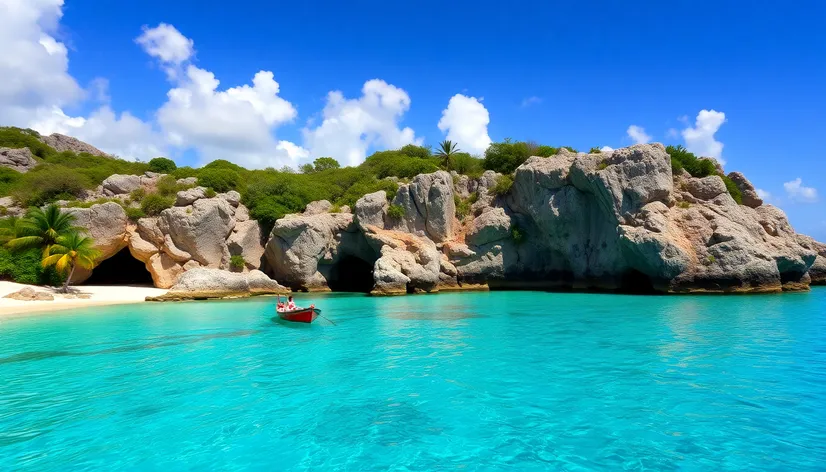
[685,176,727,201]
[175,186,208,206]
[40,133,111,157]
[365,227,441,295]
[3,287,54,301]
[227,219,264,270]
[0,147,37,172]
[147,268,286,300]
[304,200,333,215]
[466,207,511,246]
[390,171,456,242]
[102,174,141,195]
[158,198,235,268]
[65,203,129,283]
[355,191,388,229]
[727,171,763,208]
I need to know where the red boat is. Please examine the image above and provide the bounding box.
[277,307,320,323]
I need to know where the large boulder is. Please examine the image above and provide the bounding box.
[363,227,441,295]
[727,171,763,208]
[3,287,54,301]
[40,133,111,157]
[66,203,129,283]
[227,220,264,270]
[147,269,287,301]
[304,200,333,215]
[102,174,141,195]
[158,198,235,268]
[390,171,456,242]
[0,147,37,172]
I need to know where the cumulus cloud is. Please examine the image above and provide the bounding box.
[0,0,82,125]
[521,96,542,108]
[136,23,194,71]
[783,178,818,203]
[666,128,679,139]
[682,109,726,164]
[303,80,419,166]
[437,94,492,155]
[626,125,651,144]
[600,146,614,153]
[755,188,772,202]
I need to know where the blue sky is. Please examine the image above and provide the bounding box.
[1,0,824,239]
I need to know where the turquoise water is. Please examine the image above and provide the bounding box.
[1,290,825,471]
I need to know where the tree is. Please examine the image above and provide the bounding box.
[435,140,460,171]
[42,232,101,292]
[312,157,340,172]
[148,157,177,173]
[5,205,83,257]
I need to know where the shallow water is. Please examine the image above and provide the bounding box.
[1,289,824,471]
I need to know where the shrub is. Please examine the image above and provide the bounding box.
[300,157,341,174]
[666,145,716,178]
[13,166,87,206]
[0,246,64,285]
[130,187,147,201]
[399,144,432,159]
[597,160,609,170]
[148,157,177,173]
[483,139,532,174]
[720,174,743,204]
[589,147,602,153]
[677,201,691,209]
[156,175,182,197]
[204,188,217,198]
[534,145,559,157]
[0,127,53,159]
[125,207,146,220]
[203,159,245,173]
[230,254,246,270]
[140,193,174,216]
[511,226,524,244]
[387,204,405,219]
[198,168,240,192]
[490,174,514,196]
[455,193,476,219]
[451,153,484,176]
[0,167,22,196]
[171,166,199,179]
[360,150,440,179]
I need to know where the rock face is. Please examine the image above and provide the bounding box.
[40,133,110,157]
[102,174,142,195]
[65,203,130,283]
[146,268,287,301]
[0,147,37,172]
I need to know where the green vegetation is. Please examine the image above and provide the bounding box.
[677,201,691,209]
[230,254,246,270]
[5,205,84,256]
[300,157,341,174]
[491,174,514,196]
[483,139,534,175]
[387,204,405,220]
[140,193,174,216]
[666,145,742,204]
[125,207,146,220]
[435,140,459,171]
[148,157,177,173]
[511,225,524,244]
[198,168,241,192]
[0,246,64,285]
[455,192,478,219]
[597,159,609,170]
[589,147,602,153]
[451,153,484,177]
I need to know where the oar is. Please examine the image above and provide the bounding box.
[314,309,337,326]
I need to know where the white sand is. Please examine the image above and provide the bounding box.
[0,281,167,317]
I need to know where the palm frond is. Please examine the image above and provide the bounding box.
[6,235,44,250]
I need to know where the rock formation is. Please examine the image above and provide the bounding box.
[0,147,37,172]
[39,133,111,157]
[3,287,55,301]
[146,268,287,301]
[263,145,823,294]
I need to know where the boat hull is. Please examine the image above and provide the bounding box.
[277,308,320,323]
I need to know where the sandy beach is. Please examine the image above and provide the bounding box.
[0,281,167,317]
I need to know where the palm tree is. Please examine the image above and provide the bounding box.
[5,205,84,257]
[42,232,102,292]
[0,216,20,245]
[435,140,460,171]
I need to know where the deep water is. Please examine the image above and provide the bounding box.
[1,289,825,471]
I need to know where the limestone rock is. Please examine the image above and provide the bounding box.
[3,287,54,301]
[147,269,286,300]
[390,171,456,242]
[146,253,183,289]
[175,186,207,206]
[365,227,441,295]
[466,207,511,246]
[355,191,388,229]
[217,190,241,207]
[304,200,333,215]
[40,133,110,157]
[0,147,37,172]
[66,203,129,283]
[158,198,235,267]
[727,171,763,208]
[102,174,141,195]
[176,177,198,186]
[227,220,264,269]
[685,176,727,201]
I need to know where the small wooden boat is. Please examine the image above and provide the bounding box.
[277,307,320,323]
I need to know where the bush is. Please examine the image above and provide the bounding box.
[455,192,477,219]
[148,157,177,173]
[677,201,691,209]
[361,150,440,179]
[490,174,514,196]
[597,159,609,170]
[589,147,602,153]
[666,145,716,178]
[511,226,524,244]
[204,188,217,198]
[125,207,146,220]
[140,193,174,216]
[156,175,183,197]
[130,187,147,201]
[387,204,405,219]
[13,166,87,206]
[721,174,743,204]
[399,144,432,159]
[171,166,199,179]
[0,246,64,285]
[0,167,22,196]
[535,145,559,157]
[230,254,246,270]
[198,168,240,192]
[300,157,341,174]
[451,153,484,177]
[0,127,53,159]
[484,139,532,174]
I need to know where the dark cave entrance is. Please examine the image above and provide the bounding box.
[327,255,375,293]
[84,248,153,286]
[619,269,657,294]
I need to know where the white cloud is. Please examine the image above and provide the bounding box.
[136,23,194,66]
[783,178,818,203]
[437,94,492,155]
[303,79,419,166]
[600,146,614,153]
[682,109,726,164]
[0,0,83,126]
[626,125,651,144]
[755,188,772,202]
[666,128,678,139]
[521,96,542,108]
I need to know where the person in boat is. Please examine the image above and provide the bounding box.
[286,296,297,311]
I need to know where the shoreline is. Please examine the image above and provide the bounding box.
[0,281,167,318]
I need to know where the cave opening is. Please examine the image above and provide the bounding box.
[84,248,154,286]
[327,255,375,293]
[619,269,657,294]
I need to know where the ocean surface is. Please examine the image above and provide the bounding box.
[1,289,824,471]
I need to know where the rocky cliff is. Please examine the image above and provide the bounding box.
[263,144,823,294]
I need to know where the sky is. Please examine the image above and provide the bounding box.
[0,0,824,239]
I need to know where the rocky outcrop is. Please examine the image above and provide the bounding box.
[65,203,130,283]
[304,200,333,215]
[0,147,37,172]
[102,174,142,195]
[39,133,110,157]
[3,287,54,301]
[727,171,763,208]
[389,171,456,242]
[146,269,287,301]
